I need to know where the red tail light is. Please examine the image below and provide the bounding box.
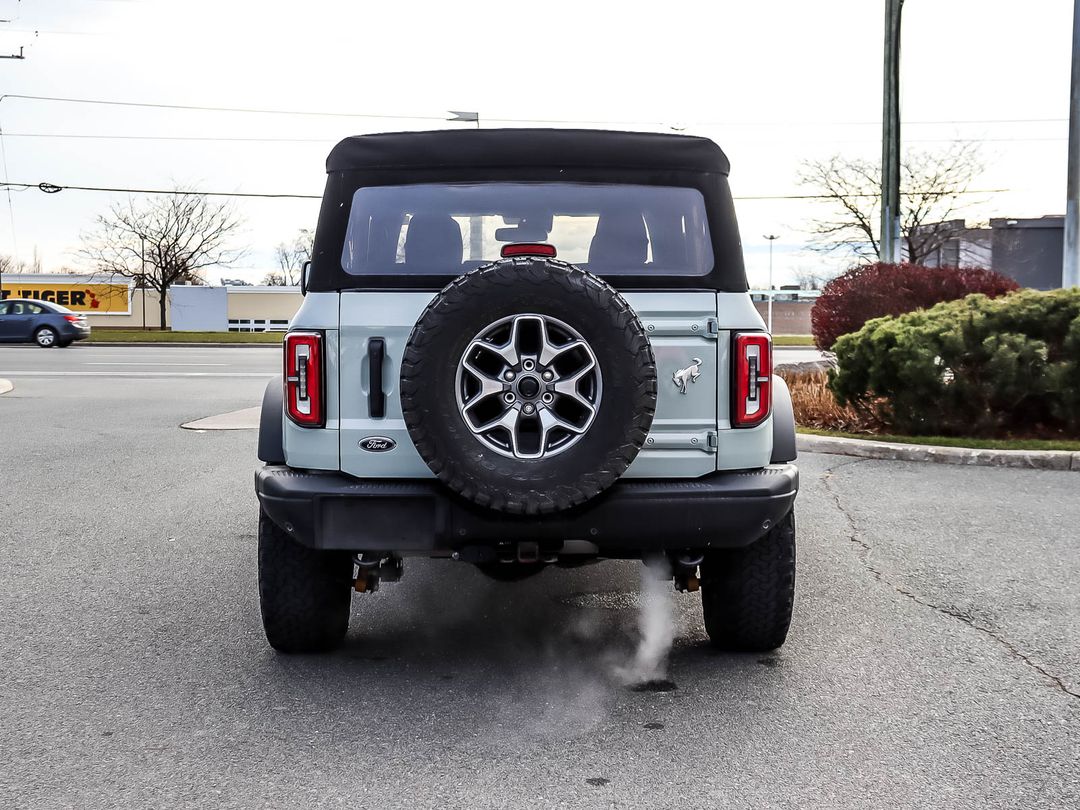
[500,243,557,258]
[63,315,80,323]
[284,331,324,428]
[733,332,771,428]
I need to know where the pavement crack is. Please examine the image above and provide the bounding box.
[820,460,1080,702]
[822,459,886,583]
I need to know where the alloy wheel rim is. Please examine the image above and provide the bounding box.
[455,313,602,459]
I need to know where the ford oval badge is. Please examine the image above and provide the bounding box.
[359,436,396,453]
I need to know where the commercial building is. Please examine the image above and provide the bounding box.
[0,274,302,331]
[916,215,1065,290]
[2,273,819,335]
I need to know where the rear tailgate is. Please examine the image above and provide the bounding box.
[338,290,720,479]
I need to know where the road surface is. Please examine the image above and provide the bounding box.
[0,346,1075,809]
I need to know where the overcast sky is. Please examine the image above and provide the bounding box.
[0,0,1074,286]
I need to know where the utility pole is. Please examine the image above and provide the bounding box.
[881,0,903,264]
[763,234,779,333]
[1064,0,1080,287]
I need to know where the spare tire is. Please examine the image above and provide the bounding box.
[400,257,656,515]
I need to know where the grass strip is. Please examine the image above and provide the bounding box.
[88,331,283,344]
[773,335,815,346]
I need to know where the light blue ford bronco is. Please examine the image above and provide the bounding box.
[255,129,799,653]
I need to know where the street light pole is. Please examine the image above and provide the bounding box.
[764,234,780,333]
[140,236,147,331]
[881,0,904,264]
[1064,0,1080,287]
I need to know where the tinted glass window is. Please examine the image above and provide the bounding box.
[9,301,44,315]
[341,183,713,276]
[0,302,8,315]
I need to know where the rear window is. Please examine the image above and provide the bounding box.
[341,182,713,276]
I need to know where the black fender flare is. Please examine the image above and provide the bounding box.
[258,376,285,464]
[770,375,797,463]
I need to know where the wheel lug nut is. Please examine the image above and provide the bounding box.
[541,371,553,381]
[503,392,516,404]
[522,359,535,371]
[522,404,535,415]
[541,393,554,404]
[504,371,515,381]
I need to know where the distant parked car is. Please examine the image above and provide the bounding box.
[0,298,91,347]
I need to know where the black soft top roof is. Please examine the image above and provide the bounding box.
[310,129,746,293]
[326,129,731,176]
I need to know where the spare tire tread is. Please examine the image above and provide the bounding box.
[400,257,656,515]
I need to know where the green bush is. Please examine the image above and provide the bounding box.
[828,288,1080,437]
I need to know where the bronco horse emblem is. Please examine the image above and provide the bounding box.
[672,358,703,394]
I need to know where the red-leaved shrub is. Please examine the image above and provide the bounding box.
[811,263,1019,351]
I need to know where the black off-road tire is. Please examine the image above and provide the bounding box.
[400,257,657,515]
[258,509,353,653]
[700,509,796,652]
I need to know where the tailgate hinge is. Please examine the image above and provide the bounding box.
[705,318,720,339]
[706,431,719,452]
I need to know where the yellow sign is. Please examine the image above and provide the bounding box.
[0,282,131,314]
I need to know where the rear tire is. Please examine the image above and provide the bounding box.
[700,509,796,652]
[35,326,58,347]
[258,509,353,653]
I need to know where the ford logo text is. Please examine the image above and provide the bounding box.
[359,436,397,453]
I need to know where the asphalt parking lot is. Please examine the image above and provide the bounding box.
[1,345,1077,809]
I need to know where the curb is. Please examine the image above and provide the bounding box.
[180,406,261,431]
[0,379,11,395]
[797,433,1080,472]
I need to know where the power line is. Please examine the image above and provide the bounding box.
[0,181,320,199]
[0,94,449,121]
[0,127,16,256]
[0,28,105,36]
[0,180,1008,202]
[0,94,1068,128]
[0,131,1068,146]
[2,132,336,143]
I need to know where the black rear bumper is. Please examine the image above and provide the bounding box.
[255,465,799,555]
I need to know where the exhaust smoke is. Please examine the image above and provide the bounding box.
[616,558,677,691]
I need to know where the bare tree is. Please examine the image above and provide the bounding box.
[79,189,245,328]
[797,141,984,265]
[1,254,29,274]
[269,228,313,286]
[0,254,31,295]
[791,266,839,291]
